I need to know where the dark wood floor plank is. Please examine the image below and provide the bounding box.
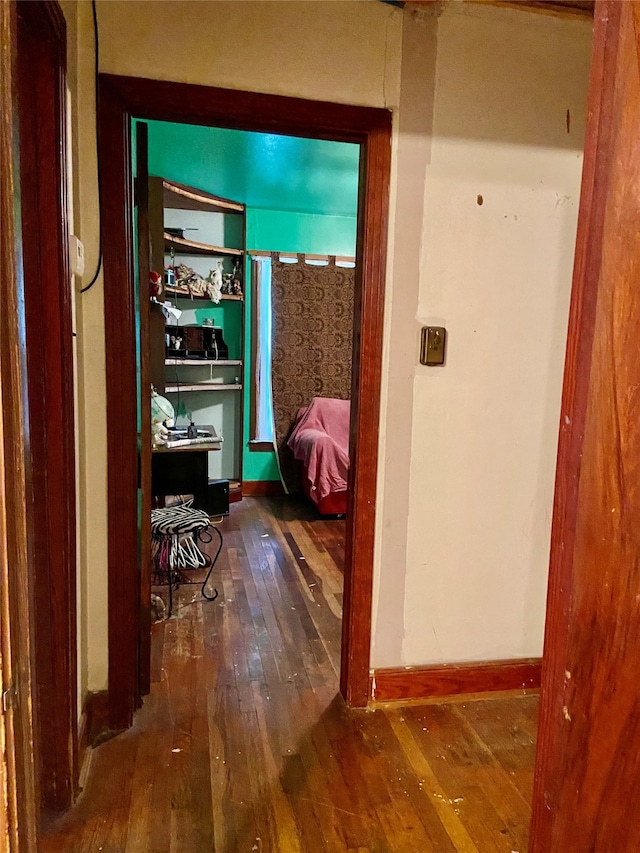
[403,700,533,852]
[42,496,538,852]
[459,696,538,804]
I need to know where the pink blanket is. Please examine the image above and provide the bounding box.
[287,397,350,503]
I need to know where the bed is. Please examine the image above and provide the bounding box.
[287,397,350,516]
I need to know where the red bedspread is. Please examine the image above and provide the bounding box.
[287,397,350,504]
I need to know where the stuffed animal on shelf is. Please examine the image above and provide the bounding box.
[206,260,224,303]
[151,387,175,447]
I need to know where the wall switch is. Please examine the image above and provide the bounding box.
[420,326,446,366]
[69,234,85,277]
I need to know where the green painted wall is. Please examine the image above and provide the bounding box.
[146,121,359,217]
[246,209,357,257]
[146,120,359,482]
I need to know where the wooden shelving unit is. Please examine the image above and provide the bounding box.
[150,175,246,501]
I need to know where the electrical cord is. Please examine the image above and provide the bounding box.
[80,0,102,294]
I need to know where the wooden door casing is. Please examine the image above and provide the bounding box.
[530,1,640,849]
[98,75,391,729]
[0,1,40,848]
[136,122,152,701]
[16,0,77,819]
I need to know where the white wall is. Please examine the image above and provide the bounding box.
[372,4,592,667]
[97,0,402,106]
[61,0,109,694]
[61,0,592,693]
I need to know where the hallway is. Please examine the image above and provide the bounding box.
[42,498,538,852]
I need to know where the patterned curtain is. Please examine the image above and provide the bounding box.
[270,255,354,492]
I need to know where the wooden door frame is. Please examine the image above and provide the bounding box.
[530,0,640,847]
[15,0,77,818]
[0,1,51,848]
[98,74,391,729]
[135,121,152,701]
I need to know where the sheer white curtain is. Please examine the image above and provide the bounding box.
[252,256,275,443]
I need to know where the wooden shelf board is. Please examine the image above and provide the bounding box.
[165,384,243,392]
[153,442,222,454]
[164,232,243,257]
[165,358,243,366]
[164,285,243,302]
[162,180,245,214]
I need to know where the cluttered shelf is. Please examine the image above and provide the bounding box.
[164,285,243,302]
[151,176,246,500]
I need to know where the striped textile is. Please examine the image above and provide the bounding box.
[151,506,210,536]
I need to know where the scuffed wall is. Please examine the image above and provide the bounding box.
[373,4,592,667]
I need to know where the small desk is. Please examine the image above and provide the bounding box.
[152,436,221,511]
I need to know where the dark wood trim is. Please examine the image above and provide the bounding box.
[0,2,40,848]
[98,74,389,142]
[530,2,640,849]
[370,658,542,703]
[77,690,110,774]
[531,0,614,842]
[531,4,614,836]
[76,709,88,780]
[99,78,139,732]
[229,486,243,504]
[99,74,391,726]
[16,0,77,819]
[248,440,275,453]
[340,120,391,707]
[136,121,152,701]
[242,480,286,497]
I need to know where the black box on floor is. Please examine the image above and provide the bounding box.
[207,479,230,517]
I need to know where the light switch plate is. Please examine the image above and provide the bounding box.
[69,234,85,277]
[420,326,446,366]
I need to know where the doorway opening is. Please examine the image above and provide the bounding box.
[98,74,392,731]
[139,119,361,704]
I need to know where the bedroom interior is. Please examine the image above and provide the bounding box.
[143,119,361,664]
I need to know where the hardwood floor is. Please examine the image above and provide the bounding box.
[42,497,538,852]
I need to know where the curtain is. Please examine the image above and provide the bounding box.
[270,254,354,492]
[251,257,275,442]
